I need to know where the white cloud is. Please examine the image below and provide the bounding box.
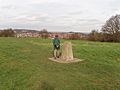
[14,14,49,22]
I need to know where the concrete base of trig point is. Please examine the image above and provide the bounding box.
[49,41,83,63]
[49,57,83,63]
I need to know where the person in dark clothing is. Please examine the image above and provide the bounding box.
[53,35,60,59]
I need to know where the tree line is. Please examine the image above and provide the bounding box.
[0,28,15,37]
[88,14,120,42]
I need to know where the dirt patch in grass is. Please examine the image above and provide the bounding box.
[21,48,31,53]
[30,42,51,46]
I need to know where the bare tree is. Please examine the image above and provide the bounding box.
[101,15,120,42]
[39,29,49,39]
[88,30,103,41]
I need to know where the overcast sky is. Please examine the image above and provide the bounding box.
[0,0,120,32]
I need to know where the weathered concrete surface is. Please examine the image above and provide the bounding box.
[49,57,83,63]
[61,42,74,61]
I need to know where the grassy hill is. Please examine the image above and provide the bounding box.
[0,38,120,90]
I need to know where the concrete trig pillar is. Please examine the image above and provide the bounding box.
[61,42,74,61]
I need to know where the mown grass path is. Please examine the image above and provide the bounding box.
[0,38,120,90]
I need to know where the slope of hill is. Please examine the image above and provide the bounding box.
[0,38,120,90]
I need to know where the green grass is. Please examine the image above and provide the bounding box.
[0,37,120,90]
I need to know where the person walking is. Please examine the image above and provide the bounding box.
[53,35,60,59]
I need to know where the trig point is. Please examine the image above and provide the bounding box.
[49,41,83,63]
[61,42,74,61]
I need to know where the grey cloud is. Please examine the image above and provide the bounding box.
[77,19,101,23]
[0,0,120,32]
[1,5,16,9]
[68,11,85,15]
[8,13,51,24]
